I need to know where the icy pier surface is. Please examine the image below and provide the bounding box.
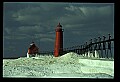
[3,52,114,78]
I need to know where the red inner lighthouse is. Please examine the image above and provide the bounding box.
[54,23,63,57]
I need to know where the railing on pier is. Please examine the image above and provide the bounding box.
[39,34,114,59]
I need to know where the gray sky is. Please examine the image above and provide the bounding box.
[3,2,114,58]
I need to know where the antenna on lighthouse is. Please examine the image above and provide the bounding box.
[59,22,60,25]
[57,22,62,27]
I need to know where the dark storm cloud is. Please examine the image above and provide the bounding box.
[61,5,113,26]
[3,2,114,58]
[4,28,11,34]
[61,4,114,43]
[4,2,113,33]
[12,3,67,25]
[40,38,54,42]
[34,34,54,38]
[18,25,44,33]
[4,34,31,40]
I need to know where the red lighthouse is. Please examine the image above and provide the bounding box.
[54,23,63,57]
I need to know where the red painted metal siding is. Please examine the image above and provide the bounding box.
[54,28,63,57]
[28,44,39,55]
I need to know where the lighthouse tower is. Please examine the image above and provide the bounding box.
[54,23,63,57]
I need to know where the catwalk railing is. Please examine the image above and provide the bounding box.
[39,34,114,59]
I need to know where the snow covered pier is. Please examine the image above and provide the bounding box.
[3,52,114,78]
